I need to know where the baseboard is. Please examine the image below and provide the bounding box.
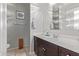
[7,47,18,51]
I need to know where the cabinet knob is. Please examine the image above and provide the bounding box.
[42,48,46,52]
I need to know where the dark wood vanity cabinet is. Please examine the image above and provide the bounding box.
[34,36,58,56]
[34,36,79,56]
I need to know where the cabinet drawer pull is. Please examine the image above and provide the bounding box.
[43,48,46,51]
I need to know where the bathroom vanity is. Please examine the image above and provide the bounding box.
[34,34,79,56]
[31,3,79,56]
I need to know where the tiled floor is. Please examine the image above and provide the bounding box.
[7,48,36,56]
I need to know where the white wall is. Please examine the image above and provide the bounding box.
[0,3,7,56]
[30,3,52,53]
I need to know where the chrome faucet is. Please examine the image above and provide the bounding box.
[45,32,50,36]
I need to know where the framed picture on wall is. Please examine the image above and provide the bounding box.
[16,10,24,20]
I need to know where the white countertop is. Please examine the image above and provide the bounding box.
[33,33,79,53]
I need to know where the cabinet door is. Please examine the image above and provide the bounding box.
[59,46,79,56]
[34,36,38,55]
[37,39,58,56]
[44,42,58,56]
[59,47,70,56]
[34,36,45,56]
[37,38,47,56]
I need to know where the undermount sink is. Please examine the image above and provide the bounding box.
[41,33,53,39]
[44,35,53,39]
